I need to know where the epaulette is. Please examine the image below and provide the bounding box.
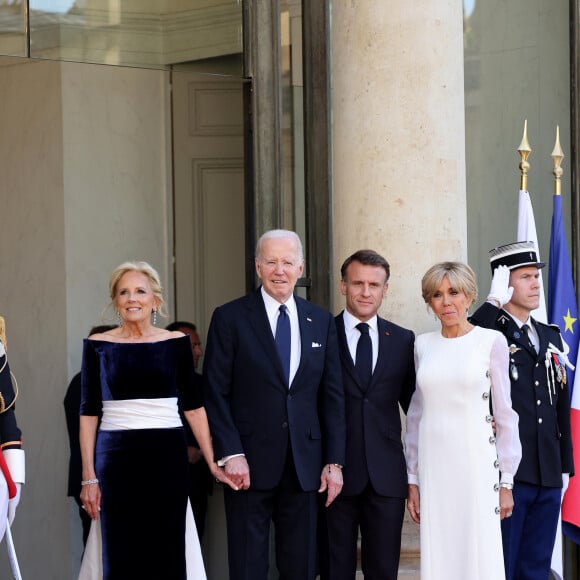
[534,319,563,334]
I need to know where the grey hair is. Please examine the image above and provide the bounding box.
[255,229,304,260]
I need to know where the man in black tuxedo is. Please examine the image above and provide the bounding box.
[321,249,415,580]
[471,241,573,580]
[203,229,346,580]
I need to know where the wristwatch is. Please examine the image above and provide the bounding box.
[499,482,514,490]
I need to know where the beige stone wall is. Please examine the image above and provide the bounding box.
[0,58,172,578]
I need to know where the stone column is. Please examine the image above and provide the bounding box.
[330,1,467,574]
[330,0,467,335]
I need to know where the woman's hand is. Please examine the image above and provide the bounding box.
[80,481,102,521]
[209,462,239,491]
[499,487,514,520]
[407,484,421,524]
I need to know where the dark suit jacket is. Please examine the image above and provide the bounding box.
[471,302,574,487]
[335,313,415,497]
[203,289,346,492]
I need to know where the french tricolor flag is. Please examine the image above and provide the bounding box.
[548,193,580,545]
[563,373,580,542]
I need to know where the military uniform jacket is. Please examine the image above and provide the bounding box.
[0,350,22,451]
[471,302,573,487]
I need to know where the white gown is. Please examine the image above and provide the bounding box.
[405,326,521,580]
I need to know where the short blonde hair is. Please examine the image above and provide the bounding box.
[109,261,168,318]
[421,261,478,306]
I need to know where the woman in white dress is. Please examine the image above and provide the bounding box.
[405,262,521,580]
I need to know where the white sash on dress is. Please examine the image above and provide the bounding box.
[100,398,182,431]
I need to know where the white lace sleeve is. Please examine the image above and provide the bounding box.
[490,332,522,484]
[404,344,422,486]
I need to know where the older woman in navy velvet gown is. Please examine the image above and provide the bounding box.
[79,261,235,580]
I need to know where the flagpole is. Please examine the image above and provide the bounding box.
[550,125,567,580]
[553,125,564,196]
[518,119,531,191]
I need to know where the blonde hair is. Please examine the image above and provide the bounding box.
[421,261,478,307]
[109,261,168,318]
[0,316,6,350]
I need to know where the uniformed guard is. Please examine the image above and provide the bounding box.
[471,241,574,580]
[0,316,25,543]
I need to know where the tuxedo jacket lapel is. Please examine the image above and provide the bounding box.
[291,299,316,390]
[368,318,391,392]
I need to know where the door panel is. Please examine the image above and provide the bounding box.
[172,72,245,340]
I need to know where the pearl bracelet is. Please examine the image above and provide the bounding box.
[81,478,99,486]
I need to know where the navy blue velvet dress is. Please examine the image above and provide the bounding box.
[80,336,202,580]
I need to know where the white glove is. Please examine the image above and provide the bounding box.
[487,265,513,308]
[8,483,21,525]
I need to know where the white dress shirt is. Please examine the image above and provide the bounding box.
[342,309,379,372]
[505,311,539,353]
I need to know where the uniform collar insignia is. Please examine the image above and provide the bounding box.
[497,314,510,327]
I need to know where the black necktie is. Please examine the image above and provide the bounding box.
[355,322,372,387]
[521,324,536,352]
[275,304,291,384]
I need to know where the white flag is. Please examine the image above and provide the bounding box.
[517,189,548,323]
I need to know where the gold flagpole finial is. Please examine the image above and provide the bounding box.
[518,119,532,191]
[551,125,564,196]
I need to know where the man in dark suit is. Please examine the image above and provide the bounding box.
[203,229,346,580]
[321,249,415,580]
[471,241,574,580]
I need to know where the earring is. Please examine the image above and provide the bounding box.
[152,309,157,326]
[116,311,123,327]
